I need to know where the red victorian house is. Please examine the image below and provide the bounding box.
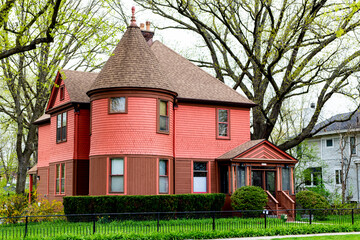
[32,12,297,215]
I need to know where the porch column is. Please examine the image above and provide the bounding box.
[246,166,251,186]
[290,167,294,195]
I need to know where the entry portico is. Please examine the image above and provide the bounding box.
[217,139,297,218]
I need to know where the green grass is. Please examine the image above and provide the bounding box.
[272,234,360,239]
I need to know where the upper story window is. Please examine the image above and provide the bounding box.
[350,136,356,155]
[109,97,127,113]
[217,109,230,139]
[193,162,207,193]
[59,85,65,101]
[110,158,124,193]
[158,100,169,133]
[159,159,169,194]
[326,139,333,148]
[55,163,65,194]
[56,112,67,143]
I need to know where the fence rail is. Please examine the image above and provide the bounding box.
[0,208,360,239]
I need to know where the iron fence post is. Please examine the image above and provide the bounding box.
[92,214,96,234]
[212,211,216,230]
[264,212,267,229]
[309,210,312,225]
[352,209,354,225]
[24,216,28,238]
[157,212,160,232]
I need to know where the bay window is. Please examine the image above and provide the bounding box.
[193,162,207,193]
[56,112,67,142]
[159,159,169,193]
[110,158,124,193]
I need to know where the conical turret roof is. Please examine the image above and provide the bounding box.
[87,24,176,96]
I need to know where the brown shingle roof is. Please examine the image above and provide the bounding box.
[151,41,255,106]
[33,114,50,125]
[60,69,98,103]
[217,139,265,160]
[87,26,176,95]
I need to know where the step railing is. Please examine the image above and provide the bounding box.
[265,190,279,215]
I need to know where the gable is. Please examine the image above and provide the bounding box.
[46,72,71,111]
[237,141,296,161]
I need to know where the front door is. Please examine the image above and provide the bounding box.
[251,170,276,196]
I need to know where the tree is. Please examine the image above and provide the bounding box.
[135,0,360,150]
[0,0,125,194]
[0,0,62,60]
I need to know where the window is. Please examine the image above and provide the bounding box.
[56,112,67,142]
[282,167,290,191]
[110,158,124,193]
[326,139,333,147]
[159,159,169,193]
[236,166,245,189]
[55,163,65,194]
[335,169,342,185]
[304,167,322,186]
[350,136,356,155]
[193,162,207,193]
[59,85,65,100]
[159,100,169,133]
[217,109,229,138]
[109,97,126,113]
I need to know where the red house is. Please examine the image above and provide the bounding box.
[33,12,297,215]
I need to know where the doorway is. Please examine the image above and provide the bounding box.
[251,170,276,196]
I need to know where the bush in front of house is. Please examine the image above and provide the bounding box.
[63,193,225,216]
[230,186,267,216]
[296,190,330,220]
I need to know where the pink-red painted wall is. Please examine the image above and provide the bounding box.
[175,103,250,159]
[37,123,51,168]
[75,109,90,159]
[90,97,173,157]
[49,78,71,110]
[49,110,75,162]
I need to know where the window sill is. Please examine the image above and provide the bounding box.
[56,140,67,144]
[157,130,170,135]
[216,136,230,140]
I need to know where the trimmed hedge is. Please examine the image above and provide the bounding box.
[27,223,360,240]
[63,194,225,215]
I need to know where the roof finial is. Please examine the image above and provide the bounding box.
[130,6,137,27]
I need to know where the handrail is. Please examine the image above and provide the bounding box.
[266,190,279,204]
[265,190,279,215]
[281,191,295,204]
[279,191,295,218]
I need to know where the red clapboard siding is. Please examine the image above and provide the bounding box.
[75,109,90,159]
[89,156,107,195]
[52,79,71,109]
[127,157,157,195]
[48,160,74,202]
[36,166,48,200]
[174,160,191,194]
[49,110,75,162]
[175,103,250,159]
[90,97,173,157]
[37,123,51,168]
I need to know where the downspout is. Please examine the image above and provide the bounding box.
[356,163,359,203]
[173,99,177,194]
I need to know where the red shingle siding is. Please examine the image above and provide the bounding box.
[75,109,90,159]
[90,97,173,157]
[38,123,51,168]
[50,110,74,162]
[52,79,71,109]
[175,103,250,159]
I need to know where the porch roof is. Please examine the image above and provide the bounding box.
[28,164,37,175]
[217,139,297,163]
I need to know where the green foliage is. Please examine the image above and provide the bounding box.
[63,194,225,215]
[230,186,267,216]
[26,199,64,222]
[0,194,27,223]
[296,190,331,219]
[306,184,331,201]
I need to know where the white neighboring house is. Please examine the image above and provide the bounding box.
[305,111,360,202]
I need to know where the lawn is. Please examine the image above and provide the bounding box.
[272,233,360,240]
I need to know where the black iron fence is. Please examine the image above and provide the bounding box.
[1,208,360,239]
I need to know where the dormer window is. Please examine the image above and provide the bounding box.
[59,85,65,101]
[109,97,127,113]
[217,109,230,139]
[158,99,169,133]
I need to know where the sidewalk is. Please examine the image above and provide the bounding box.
[211,231,360,239]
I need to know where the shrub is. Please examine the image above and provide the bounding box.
[296,190,330,220]
[26,199,64,222]
[0,194,28,223]
[63,193,225,218]
[230,186,267,216]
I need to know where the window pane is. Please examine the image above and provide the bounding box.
[111,159,124,175]
[62,112,67,126]
[160,116,169,131]
[218,123,228,136]
[62,127,66,141]
[159,160,167,176]
[61,178,65,193]
[236,166,245,189]
[111,97,126,112]
[194,162,207,171]
[282,168,290,191]
[159,176,168,193]
[326,139,333,147]
[56,128,61,142]
[160,101,167,116]
[56,165,60,178]
[56,179,59,193]
[111,176,124,192]
[193,176,207,192]
[57,115,61,128]
[351,137,356,154]
[218,110,228,122]
[61,164,65,178]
